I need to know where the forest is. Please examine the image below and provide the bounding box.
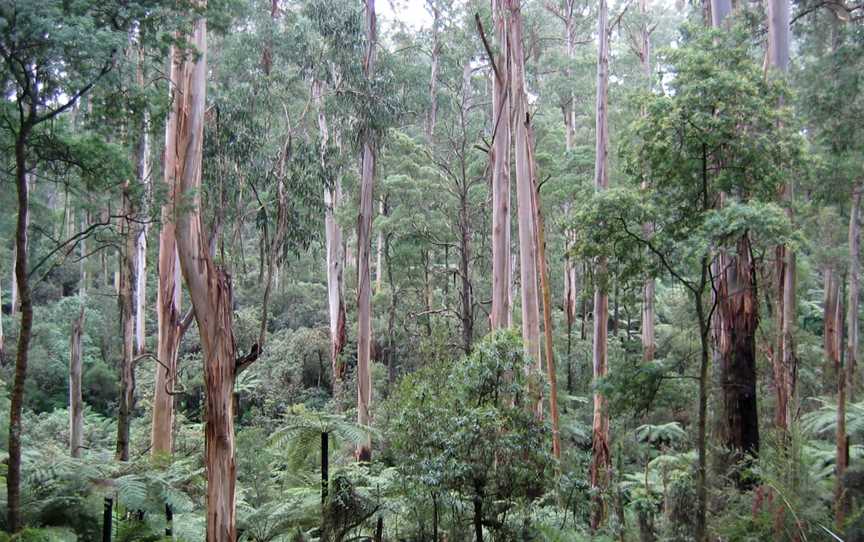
[0,0,862,540]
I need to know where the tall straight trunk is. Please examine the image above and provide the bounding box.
[116,181,140,462]
[531,148,561,459]
[151,47,184,458]
[356,0,377,462]
[590,0,611,530]
[171,13,243,540]
[637,0,656,363]
[490,0,512,331]
[70,305,85,457]
[837,184,862,526]
[314,80,347,405]
[508,0,542,410]
[847,183,861,400]
[375,198,384,294]
[8,122,33,533]
[427,1,440,142]
[767,0,794,431]
[134,53,150,356]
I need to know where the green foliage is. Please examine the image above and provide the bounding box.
[385,332,554,539]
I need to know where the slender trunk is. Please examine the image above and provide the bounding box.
[490,0,512,331]
[375,199,384,294]
[116,181,139,462]
[427,1,440,142]
[590,0,611,529]
[151,47,184,458]
[638,0,655,362]
[134,55,150,355]
[0,275,4,361]
[837,184,862,526]
[8,125,33,533]
[847,184,861,400]
[356,0,377,462]
[459,191,473,355]
[315,80,347,405]
[321,431,329,506]
[171,14,242,540]
[533,159,561,459]
[70,305,85,458]
[508,0,542,413]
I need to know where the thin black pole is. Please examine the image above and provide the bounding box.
[102,497,113,542]
[321,431,329,506]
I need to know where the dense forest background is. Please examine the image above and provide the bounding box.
[0,0,863,540]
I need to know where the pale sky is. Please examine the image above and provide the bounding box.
[378,0,434,31]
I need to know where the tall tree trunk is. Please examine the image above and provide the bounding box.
[531,148,561,459]
[637,0,656,363]
[837,183,862,526]
[171,14,243,540]
[508,0,542,414]
[767,0,794,431]
[490,0,512,331]
[459,189,474,355]
[356,0,377,462]
[8,123,33,533]
[427,0,440,142]
[151,47,184,458]
[70,305,85,457]
[847,183,861,400]
[590,0,611,529]
[314,80,347,406]
[116,180,140,462]
[134,51,150,356]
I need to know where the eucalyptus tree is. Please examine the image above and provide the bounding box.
[590,0,612,528]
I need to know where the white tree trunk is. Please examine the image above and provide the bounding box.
[314,80,347,406]
[508,0,541,410]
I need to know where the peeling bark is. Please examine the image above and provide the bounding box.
[170,13,243,539]
[151,46,184,459]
